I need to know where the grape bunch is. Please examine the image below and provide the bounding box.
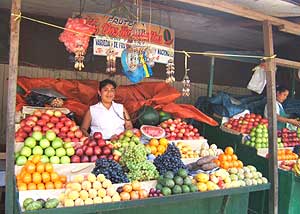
[154,143,186,174]
[92,158,129,184]
[126,160,159,181]
[120,144,147,165]
[148,188,163,197]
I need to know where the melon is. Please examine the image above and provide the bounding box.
[140,125,165,139]
[137,106,160,126]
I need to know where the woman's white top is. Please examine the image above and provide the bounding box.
[90,101,125,139]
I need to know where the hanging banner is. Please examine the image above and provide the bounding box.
[81,13,175,64]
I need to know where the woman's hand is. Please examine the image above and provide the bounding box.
[288,118,300,127]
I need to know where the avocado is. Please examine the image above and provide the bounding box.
[45,198,59,209]
[161,187,172,196]
[155,183,163,191]
[23,198,34,209]
[164,178,175,188]
[177,168,188,178]
[183,177,193,185]
[36,198,46,208]
[174,176,184,185]
[181,185,190,193]
[25,201,43,211]
[189,184,198,193]
[164,171,175,179]
[172,185,182,194]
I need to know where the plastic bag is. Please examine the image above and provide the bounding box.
[247,64,266,94]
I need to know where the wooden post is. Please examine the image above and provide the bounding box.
[263,20,278,214]
[6,0,21,213]
[291,69,296,98]
[207,57,215,98]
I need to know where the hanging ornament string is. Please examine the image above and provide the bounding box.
[182,51,191,97]
[10,12,277,61]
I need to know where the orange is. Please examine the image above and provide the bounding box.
[214,159,221,166]
[159,138,168,146]
[149,139,159,147]
[233,161,239,168]
[42,172,51,183]
[222,161,230,170]
[18,183,27,191]
[25,162,36,174]
[60,175,67,184]
[32,172,42,184]
[157,145,166,153]
[16,174,22,181]
[150,146,157,154]
[219,154,227,162]
[23,173,32,184]
[237,160,243,168]
[36,163,45,173]
[45,182,55,189]
[31,155,41,164]
[27,183,37,190]
[50,172,59,182]
[225,147,234,155]
[54,180,63,189]
[37,183,45,190]
[232,154,238,161]
[45,163,54,173]
[226,155,232,162]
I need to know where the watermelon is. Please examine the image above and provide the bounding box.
[140,125,165,139]
[137,106,160,126]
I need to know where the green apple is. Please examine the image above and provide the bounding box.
[20,146,32,157]
[24,137,37,149]
[44,147,55,157]
[50,156,60,164]
[32,131,43,141]
[39,138,50,149]
[63,142,73,149]
[16,155,27,166]
[66,147,75,156]
[60,156,71,164]
[56,148,66,157]
[52,139,63,149]
[28,155,34,160]
[46,130,56,141]
[41,155,50,163]
[54,137,63,143]
[15,152,20,159]
[32,146,43,155]
[250,142,256,147]
[245,140,251,146]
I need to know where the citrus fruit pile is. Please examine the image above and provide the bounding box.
[146,138,168,156]
[214,147,243,170]
[16,155,67,191]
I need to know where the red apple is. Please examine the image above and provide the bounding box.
[64,119,73,127]
[33,125,42,132]
[64,137,71,142]
[97,139,106,147]
[37,119,46,126]
[72,137,79,143]
[54,110,62,117]
[85,147,94,156]
[102,146,111,155]
[41,114,50,122]
[25,120,36,127]
[75,148,84,156]
[50,116,59,124]
[46,122,54,129]
[93,132,103,140]
[33,110,42,117]
[61,126,69,133]
[27,116,38,122]
[94,146,102,155]
[71,155,81,163]
[90,155,98,162]
[70,126,78,132]
[80,155,89,163]
[74,130,83,138]
[23,125,32,133]
[67,131,75,139]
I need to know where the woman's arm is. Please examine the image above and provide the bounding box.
[80,109,92,137]
[278,115,300,127]
[123,107,133,130]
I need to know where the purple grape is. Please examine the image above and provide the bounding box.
[156,189,161,194]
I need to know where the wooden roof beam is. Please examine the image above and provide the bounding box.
[276,58,300,69]
[174,0,300,36]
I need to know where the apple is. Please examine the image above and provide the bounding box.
[24,137,37,148]
[64,119,73,127]
[45,110,54,116]
[75,148,84,156]
[102,147,111,155]
[70,126,78,132]
[20,146,32,157]
[52,139,63,149]
[54,110,62,117]
[46,122,55,129]
[50,156,60,164]
[90,155,98,162]
[27,116,38,122]
[36,119,46,126]
[93,132,103,140]
[32,125,42,132]
[94,146,102,155]
[16,156,27,166]
[44,147,56,157]
[63,142,73,149]
[107,155,114,160]
[15,136,24,142]
[51,127,60,135]
[67,131,75,139]
[55,122,64,129]
[60,156,71,164]
[88,140,97,147]
[50,116,59,124]
[80,155,89,163]
[85,147,94,156]
[74,130,83,138]
[20,120,26,127]
[23,125,32,133]
[46,130,56,141]
[71,155,81,163]
[33,110,42,117]
[97,139,106,147]
[25,120,36,127]
[32,146,43,155]
[64,138,71,142]
[66,147,75,156]
[98,155,107,159]
[56,147,66,157]
[42,126,50,132]
[72,138,79,143]
[61,126,69,133]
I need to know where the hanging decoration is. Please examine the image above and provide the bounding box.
[165,58,175,83]
[74,41,85,71]
[182,52,191,96]
[106,47,117,74]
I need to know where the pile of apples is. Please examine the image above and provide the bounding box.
[223,113,268,134]
[160,118,203,141]
[71,132,120,163]
[278,128,300,147]
[15,109,85,143]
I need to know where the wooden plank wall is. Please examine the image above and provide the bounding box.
[0,63,250,148]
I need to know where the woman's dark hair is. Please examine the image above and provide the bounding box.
[276,85,289,94]
[99,79,117,90]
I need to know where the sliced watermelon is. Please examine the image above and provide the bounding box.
[140,125,165,139]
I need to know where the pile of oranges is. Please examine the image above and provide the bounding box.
[118,181,148,201]
[16,155,67,191]
[214,147,243,170]
[277,149,298,161]
[146,138,168,156]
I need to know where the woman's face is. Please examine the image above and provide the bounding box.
[98,84,116,103]
[276,90,289,103]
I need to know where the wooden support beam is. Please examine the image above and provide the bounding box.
[174,0,300,35]
[6,0,21,213]
[207,57,215,98]
[276,58,300,69]
[263,20,278,214]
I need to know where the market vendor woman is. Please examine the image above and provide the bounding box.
[264,85,300,130]
[81,79,133,139]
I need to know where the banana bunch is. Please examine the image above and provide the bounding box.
[292,159,300,176]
